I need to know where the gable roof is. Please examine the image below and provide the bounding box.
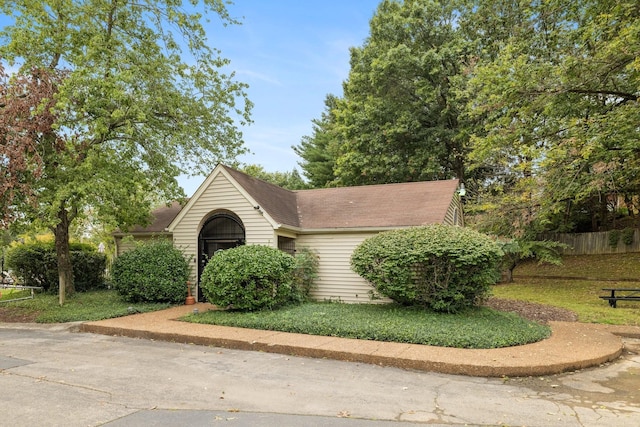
[222,166,459,229]
[222,166,300,227]
[129,165,460,234]
[219,166,459,230]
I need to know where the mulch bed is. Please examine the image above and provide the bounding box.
[484,297,578,324]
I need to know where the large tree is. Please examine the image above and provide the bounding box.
[0,0,251,304]
[468,0,640,234]
[293,94,340,187]
[299,0,472,187]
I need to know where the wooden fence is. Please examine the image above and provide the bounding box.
[540,229,640,255]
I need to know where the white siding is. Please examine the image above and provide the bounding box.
[171,173,276,284]
[297,232,391,304]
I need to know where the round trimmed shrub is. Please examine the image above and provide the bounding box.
[351,225,503,313]
[111,240,190,303]
[200,245,297,311]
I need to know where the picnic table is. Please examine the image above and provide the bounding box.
[600,288,640,308]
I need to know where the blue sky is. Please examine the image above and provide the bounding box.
[176,0,381,195]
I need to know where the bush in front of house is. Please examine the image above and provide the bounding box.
[351,225,503,313]
[4,241,106,292]
[292,247,319,300]
[200,245,298,311]
[111,240,190,303]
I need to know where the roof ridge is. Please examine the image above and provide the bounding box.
[221,164,296,195]
[293,178,458,194]
[222,165,300,228]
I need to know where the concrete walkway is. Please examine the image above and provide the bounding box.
[80,303,640,378]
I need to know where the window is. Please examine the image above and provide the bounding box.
[277,236,296,256]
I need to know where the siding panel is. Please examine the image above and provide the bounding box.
[298,232,391,303]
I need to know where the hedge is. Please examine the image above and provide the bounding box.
[4,241,106,292]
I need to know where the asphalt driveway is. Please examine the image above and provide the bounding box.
[1,323,639,426]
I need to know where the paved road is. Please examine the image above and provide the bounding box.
[1,324,639,426]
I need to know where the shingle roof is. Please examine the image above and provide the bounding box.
[126,166,459,234]
[222,166,300,227]
[222,166,458,229]
[294,180,459,229]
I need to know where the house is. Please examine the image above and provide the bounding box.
[114,164,464,302]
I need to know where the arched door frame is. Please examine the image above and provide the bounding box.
[197,210,245,299]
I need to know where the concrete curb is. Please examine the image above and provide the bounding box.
[0,321,83,332]
[79,304,627,378]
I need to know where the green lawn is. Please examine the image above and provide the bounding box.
[182,302,551,349]
[0,287,32,301]
[493,254,640,326]
[0,290,171,323]
[514,253,640,280]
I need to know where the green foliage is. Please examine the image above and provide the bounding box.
[499,239,567,282]
[0,0,250,302]
[296,0,640,237]
[622,228,635,245]
[200,245,297,311]
[297,0,471,187]
[183,302,550,349]
[292,247,320,300]
[0,290,170,323]
[609,230,621,248]
[293,95,340,187]
[4,241,106,292]
[351,225,503,313]
[240,164,308,190]
[111,240,190,304]
[467,0,640,234]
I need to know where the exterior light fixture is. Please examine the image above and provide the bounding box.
[458,183,466,197]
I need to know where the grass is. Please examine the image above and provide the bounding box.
[493,253,640,326]
[182,302,551,349]
[0,290,172,323]
[0,287,32,301]
[514,253,640,280]
[2,253,638,349]
[182,253,640,347]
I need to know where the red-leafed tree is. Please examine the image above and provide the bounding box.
[0,65,65,226]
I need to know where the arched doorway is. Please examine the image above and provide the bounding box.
[198,211,245,299]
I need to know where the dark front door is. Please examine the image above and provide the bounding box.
[197,213,245,300]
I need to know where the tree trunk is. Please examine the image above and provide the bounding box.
[505,263,515,283]
[54,205,74,305]
[504,261,518,283]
